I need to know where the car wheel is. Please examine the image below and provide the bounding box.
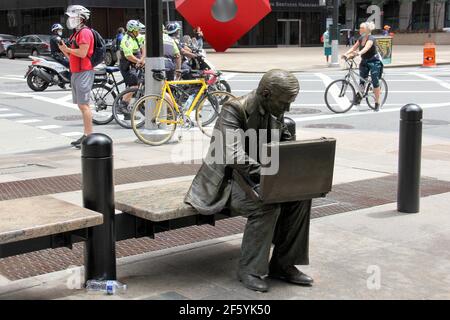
[105,50,114,66]
[32,49,39,57]
[7,49,14,59]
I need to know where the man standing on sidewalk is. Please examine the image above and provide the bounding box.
[322,28,332,64]
[58,5,95,149]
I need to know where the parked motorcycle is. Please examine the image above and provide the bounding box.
[25,56,70,92]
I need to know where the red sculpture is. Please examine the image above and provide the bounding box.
[175,0,272,52]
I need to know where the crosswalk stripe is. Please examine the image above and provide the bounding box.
[16,119,43,124]
[0,108,10,112]
[410,72,450,90]
[61,132,84,137]
[0,113,23,118]
[37,125,62,130]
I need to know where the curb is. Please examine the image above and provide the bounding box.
[222,62,450,74]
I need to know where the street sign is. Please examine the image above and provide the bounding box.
[175,0,272,52]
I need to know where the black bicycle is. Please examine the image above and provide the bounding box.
[111,67,146,129]
[90,66,125,125]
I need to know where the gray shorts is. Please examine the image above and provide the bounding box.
[71,70,95,105]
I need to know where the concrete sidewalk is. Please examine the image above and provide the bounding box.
[0,126,449,299]
[0,190,449,300]
[206,45,450,72]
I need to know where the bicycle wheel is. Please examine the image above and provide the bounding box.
[131,95,178,146]
[196,91,236,137]
[112,87,144,129]
[366,78,388,111]
[324,79,356,114]
[217,80,231,94]
[90,84,115,125]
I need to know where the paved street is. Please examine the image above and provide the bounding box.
[1,54,450,300]
[0,57,450,158]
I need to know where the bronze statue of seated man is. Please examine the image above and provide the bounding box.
[185,69,313,292]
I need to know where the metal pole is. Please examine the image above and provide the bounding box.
[166,0,171,21]
[397,104,423,213]
[82,134,117,282]
[143,0,178,143]
[330,0,340,67]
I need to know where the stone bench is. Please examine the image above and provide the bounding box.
[115,180,196,223]
[0,195,103,258]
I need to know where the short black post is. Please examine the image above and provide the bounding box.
[284,116,297,141]
[397,104,423,213]
[82,134,116,282]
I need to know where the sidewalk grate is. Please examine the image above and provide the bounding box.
[1,174,450,281]
[0,163,201,201]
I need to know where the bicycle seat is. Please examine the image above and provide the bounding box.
[106,66,120,73]
[151,68,170,73]
[94,69,107,76]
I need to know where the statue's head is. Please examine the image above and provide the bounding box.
[256,69,300,118]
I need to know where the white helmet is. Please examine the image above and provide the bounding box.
[66,5,91,20]
[126,20,145,33]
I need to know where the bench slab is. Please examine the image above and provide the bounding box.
[115,180,197,222]
[0,196,103,245]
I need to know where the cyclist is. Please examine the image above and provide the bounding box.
[162,26,182,80]
[166,22,197,76]
[118,20,146,116]
[343,21,384,111]
[50,23,70,69]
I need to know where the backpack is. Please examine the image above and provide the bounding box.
[89,28,106,67]
[71,27,106,67]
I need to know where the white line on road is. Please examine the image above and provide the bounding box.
[0,108,10,112]
[410,72,450,90]
[61,132,84,137]
[0,76,26,82]
[37,125,62,130]
[223,73,237,81]
[315,73,348,113]
[0,113,23,118]
[4,75,24,78]
[291,102,450,123]
[16,119,43,124]
[0,92,79,110]
[58,94,74,102]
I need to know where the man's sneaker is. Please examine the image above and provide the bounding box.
[119,103,131,121]
[374,103,380,112]
[71,135,87,149]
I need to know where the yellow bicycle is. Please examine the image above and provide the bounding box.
[131,69,236,146]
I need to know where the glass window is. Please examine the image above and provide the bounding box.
[446,3,450,27]
[17,37,29,43]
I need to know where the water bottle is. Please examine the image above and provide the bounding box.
[183,94,196,110]
[86,280,127,295]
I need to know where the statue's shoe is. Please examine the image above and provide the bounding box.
[269,265,314,286]
[238,272,269,293]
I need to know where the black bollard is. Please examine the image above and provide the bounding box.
[397,104,423,213]
[284,116,297,141]
[82,134,117,282]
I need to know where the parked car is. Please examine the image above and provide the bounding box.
[0,34,17,56]
[6,35,51,59]
[105,39,119,66]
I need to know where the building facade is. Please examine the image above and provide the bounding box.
[343,0,450,31]
[0,0,328,47]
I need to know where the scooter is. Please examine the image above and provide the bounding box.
[25,56,71,92]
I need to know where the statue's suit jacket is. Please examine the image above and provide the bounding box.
[184,91,293,215]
